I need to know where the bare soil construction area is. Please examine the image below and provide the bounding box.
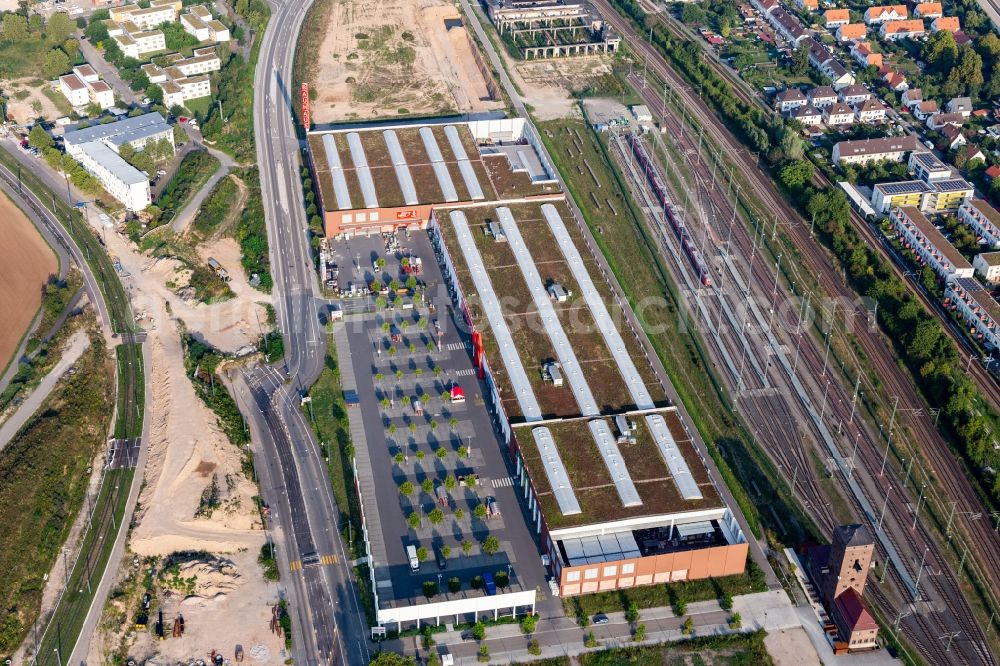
[4,78,65,124]
[0,190,57,372]
[309,0,503,123]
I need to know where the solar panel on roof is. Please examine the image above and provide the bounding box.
[346,132,379,209]
[934,178,971,192]
[383,130,419,206]
[451,210,541,421]
[880,181,927,195]
[532,427,582,516]
[542,204,655,410]
[321,135,353,210]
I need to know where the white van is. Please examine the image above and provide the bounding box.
[407,545,419,572]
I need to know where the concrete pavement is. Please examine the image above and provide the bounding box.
[0,329,89,452]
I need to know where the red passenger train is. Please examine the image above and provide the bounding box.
[627,133,712,287]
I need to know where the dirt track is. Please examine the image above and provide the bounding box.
[0,190,57,373]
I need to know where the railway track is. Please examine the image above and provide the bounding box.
[609,80,993,663]
[593,7,1000,631]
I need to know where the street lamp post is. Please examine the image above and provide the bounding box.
[912,483,926,530]
[913,546,929,601]
[877,485,892,532]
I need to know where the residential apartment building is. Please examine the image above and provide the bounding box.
[59,65,116,110]
[831,135,919,164]
[808,85,838,107]
[888,206,975,279]
[59,73,90,107]
[836,23,867,41]
[824,59,856,89]
[924,178,973,211]
[913,100,939,120]
[864,4,907,23]
[914,2,943,18]
[882,68,908,91]
[61,112,175,210]
[106,20,166,58]
[931,16,959,32]
[973,252,1000,283]
[874,182,931,212]
[825,102,855,126]
[880,19,925,40]
[825,8,850,27]
[111,2,177,29]
[909,151,951,182]
[74,141,151,211]
[945,278,1000,350]
[180,5,230,42]
[958,200,1000,248]
[145,49,219,106]
[769,8,810,45]
[855,98,886,122]
[795,0,818,11]
[776,88,807,112]
[839,84,871,105]
[792,104,823,125]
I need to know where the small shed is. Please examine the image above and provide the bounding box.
[543,361,563,386]
[631,105,653,123]
[486,221,507,242]
[547,282,569,302]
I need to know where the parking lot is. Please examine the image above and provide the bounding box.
[331,230,558,619]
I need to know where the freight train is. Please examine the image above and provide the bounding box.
[627,133,712,287]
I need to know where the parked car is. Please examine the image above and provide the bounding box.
[156,169,167,176]
[179,116,189,124]
[593,613,610,625]
[436,547,447,570]
[483,572,496,596]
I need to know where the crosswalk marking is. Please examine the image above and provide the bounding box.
[454,368,476,377]
[321,554,339,565]
[492,476,514,488]
[289,560,302,571]
[446,342,471,351]
[289,554,338,571]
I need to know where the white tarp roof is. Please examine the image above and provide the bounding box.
[445,125,485,200]
[542,204,655,410]
[533,427,581,516]
[383,130,419,205]
[420,126,458,202]
[321,134,352,210]
[450,210,541,420]
[645,414,702,500]
[347,132,379,208]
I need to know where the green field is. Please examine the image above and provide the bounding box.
[0,332,114,656]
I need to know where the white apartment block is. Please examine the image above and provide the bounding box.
[59,74,90,107]
[63,112,174,157]
[111,2,177,29]
[107,20,167,58]
[889,206,974,281]
[59,67,116,110]
[147,51,218,106]
[973,252,1000,283]
[958,200,1000,249]
[945,278,1000,350]
[831,135,920,165]
[181,6,230,42]
[825,102,855,126]
[76,141,151,211]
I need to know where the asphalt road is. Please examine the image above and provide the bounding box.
[248,0,371,662]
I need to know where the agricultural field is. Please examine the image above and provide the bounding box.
[0,190,58,377]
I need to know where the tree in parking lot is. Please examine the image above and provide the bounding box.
[399,481,414,496]
[471,621,486,640]
[422,581,438,598]
[520,613,537,634]
[422,478,434,494]
[481,535,499,555]
[28,125,53,151]
[428,508,444,525]
[474,504,487,520]
[407,512,421,529]
[494,570,509,589]
[448,576,461,593]
[462,540,473,556]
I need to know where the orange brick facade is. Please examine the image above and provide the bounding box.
[558,542,749,596]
